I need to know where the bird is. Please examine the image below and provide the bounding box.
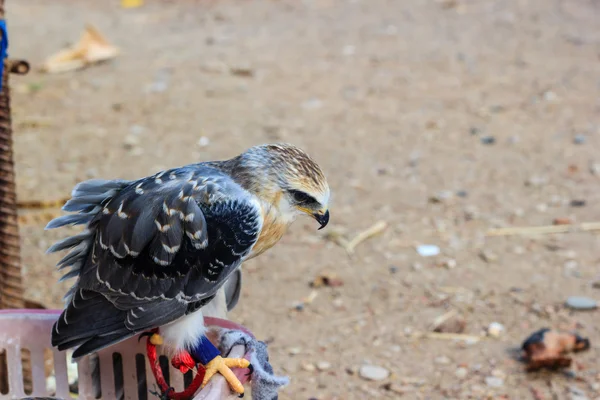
[46,143,330,396]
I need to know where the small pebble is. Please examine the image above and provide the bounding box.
[434,356,451,365]
[229,64,254,77]
[389,265,399,274]
[442,259,457,269]
[429,191,453,203]
[526,175,548,187]
[456,190,468,198]
[123,135,140,149]
[480,136,496,145]
[470,127,480,135]
[565,296,598,310]
[485,376,504,388]
[487,322,505,337]
[359,365,390,381]
[316,361,331,371]
[416,244,440,257]
[411,262,423,271]
[573,135,586,145]
[554,217,573,225]
[382,383,414,395]
[570,199,586,207]
[197,136,210,147]
[590,163,600,176]
[288,347,301,355]
[302,363,316,372]
[479,250,498,263]
[455,367,468,379]
[302,98,323,110]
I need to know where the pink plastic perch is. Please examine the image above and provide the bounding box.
[0,309,252,399]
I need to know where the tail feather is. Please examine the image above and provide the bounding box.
[46,179,131,290]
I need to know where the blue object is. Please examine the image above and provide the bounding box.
[0,20,7,92]
[189,335,221,365]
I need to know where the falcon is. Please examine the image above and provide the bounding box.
[46,143,330,396]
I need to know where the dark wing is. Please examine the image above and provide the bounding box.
[46,166,262,357]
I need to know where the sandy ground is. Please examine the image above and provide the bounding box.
[6,0,600,398]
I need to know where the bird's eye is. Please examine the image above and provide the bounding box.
[289,189,317,206]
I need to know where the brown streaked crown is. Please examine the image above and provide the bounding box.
[219,143,329,200]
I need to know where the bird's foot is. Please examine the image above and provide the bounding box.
[201,355,252,396]
[139,330,163,346]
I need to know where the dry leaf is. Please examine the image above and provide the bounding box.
[121,0,144,8]
[41,25,120,73]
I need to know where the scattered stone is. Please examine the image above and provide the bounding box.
[565,296,598,310]
[416,244,440,257]
[456,190,468,198]
[592,281,600,289]
[434,356,451,365]
[316,361,331,371]
[485,376,504,388]
[123,135,140,149]
[554,217,573,225]
[288,347,301,356]
[332,298,344,309]
[573,135,586,145]
[129,124,145,135]
[382,383,414,395]
[480,136,496,145]
[302,363,316,372]
[433,314,466,333]
[491,369,505,378]
[441,258,457,269]
[197,136,210,147]
[479,250,498,263]
[455,367,468,379]
[359,365,390,381]
[542,90,558,102]
[470,127,481,135]
[569,385,589,400]
[389,265,399,274]
[302,98,323,110]
[229,64,254,77]
[570,199,586,207]
[525,175,548,187]
[411,262,423,271]
[429,191,453,203]
[310,273,344,288]
[487,322,505,337]
[536,203,548,212]
[590,162,600,176]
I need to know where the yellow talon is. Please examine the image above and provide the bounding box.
[201,355,251,394]
[150,333,163,346]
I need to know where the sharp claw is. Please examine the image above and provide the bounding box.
[138,331,154,343]
[246,363,254,377]
[238,394,244,398]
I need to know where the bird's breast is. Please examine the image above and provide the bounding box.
[247,205,290,259]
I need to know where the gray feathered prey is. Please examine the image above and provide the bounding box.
[47,164,262,358]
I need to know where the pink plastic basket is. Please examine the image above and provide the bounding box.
[0,309,251,400]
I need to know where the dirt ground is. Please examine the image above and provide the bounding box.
[7,0,600,398]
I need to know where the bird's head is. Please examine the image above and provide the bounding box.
[229,143,330,229]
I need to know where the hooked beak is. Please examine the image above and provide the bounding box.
[314,209,330,230]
